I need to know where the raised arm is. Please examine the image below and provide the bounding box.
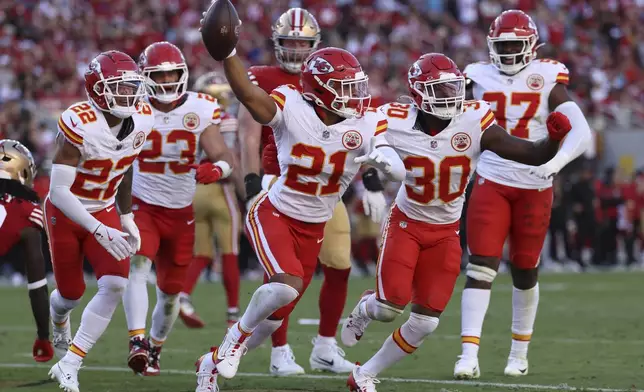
[223,55,277,125]
[480,124,560,166]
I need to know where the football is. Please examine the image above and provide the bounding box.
[200,0,241,61]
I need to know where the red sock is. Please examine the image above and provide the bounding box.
[183,256,211,295]
[318,264,350,337]
[221,253,240,310]
[271,315,289,347]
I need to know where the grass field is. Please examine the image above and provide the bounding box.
[1,272,643,392]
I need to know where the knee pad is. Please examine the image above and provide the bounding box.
[51,289,81,310]
[367,295,403,322]
[129,256,152,283]
[265,282,300,305]
[407,312,440,338]
[466,263,497,283]
[97,275,129,297]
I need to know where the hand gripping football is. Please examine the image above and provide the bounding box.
[200,0,241,61]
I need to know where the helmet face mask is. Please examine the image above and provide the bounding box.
[93,73,146,118]
[487,10,539,75]
[301,48,371,119]
[407,53,465,120]
[139,42,189,104]
[272,8,321,74]
[0,139,36,186]
[85,51,147,119]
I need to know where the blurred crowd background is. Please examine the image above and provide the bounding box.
[2,0,644,282]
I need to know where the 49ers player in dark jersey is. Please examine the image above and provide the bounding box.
[238,8,385,375]
[0,139,53,362]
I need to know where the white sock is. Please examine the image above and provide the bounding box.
[246,318,283,350]
[123,256,152,339]
[460,288,491,359]
[362,313,439,376]
[510,283,539,359]
[64,275,128,364]
[232,282,298,339]
[149,286,180,346]
[50,289,80,329]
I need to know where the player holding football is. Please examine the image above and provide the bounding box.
[122,42,234,376]
[195,15,405,391]
[454,10,591,379]
[178,71,243,330]
[46,50,154,392]
[342,53,574,392]
[0,140,53,363]
[239,7,385,375]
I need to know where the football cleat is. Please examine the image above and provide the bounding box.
[49,359,81,392]
[179,297,206,329]
[504,356,529,377]
[195,347,219,392]
[453,355,481,380]
[347,366,379,392]
[144,345,162,376]
[52,319,72,360]
[214,325,248,379]
[341,290,374,347]
[270,344,305,376]
[309,337,356,373]
[127,336,150,374]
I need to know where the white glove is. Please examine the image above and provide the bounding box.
[529,163,558,181]
[362,190,387,223]
[120,213,141,254]
[93,224,132,261]
[354,137,392,174]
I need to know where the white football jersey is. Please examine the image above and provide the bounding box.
[382,101,495,224]
[464,58,570,189]
[132,92,222,209]
[55,101,155,212]
[267,85,390,223]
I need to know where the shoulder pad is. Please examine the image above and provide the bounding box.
[190,91,222,123]
[463,62,489,82]
[463,100,496,132]
[534,58,570,85]
[269,85,300,112]
[58,101,98,146]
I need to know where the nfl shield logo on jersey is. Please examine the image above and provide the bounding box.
[430,140,438,150]
[183,113,200,130]
[342,130,363,150]
[133,131,146,149]
[451,132,471,152]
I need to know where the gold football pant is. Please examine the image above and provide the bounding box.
[193,182,241,258]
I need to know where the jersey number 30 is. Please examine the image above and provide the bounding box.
[285,143,346,196]
[404,156,471,204]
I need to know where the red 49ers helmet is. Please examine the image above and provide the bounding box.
[139,41,189,103]
[301,47,370,119]
[84,50,146,119]
[408,53,465,120]
[488,10,540,75]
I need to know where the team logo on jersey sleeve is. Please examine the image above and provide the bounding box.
[133,131,146,149]
[527,74,545,91]
[342,130,363,150]
[183,113,200,130]
[451,132,471,152]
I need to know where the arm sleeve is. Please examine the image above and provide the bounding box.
[545,101,591,172]
[49,164,102,233]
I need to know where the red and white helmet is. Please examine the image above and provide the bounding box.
[301,47,370,119]
[408,53,465,120]
[488,10,540,75]
[139,41,189,103]
[84,50,146,119]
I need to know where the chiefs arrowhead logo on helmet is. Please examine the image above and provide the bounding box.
[408,62,422,78]
[308,57,335,75]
